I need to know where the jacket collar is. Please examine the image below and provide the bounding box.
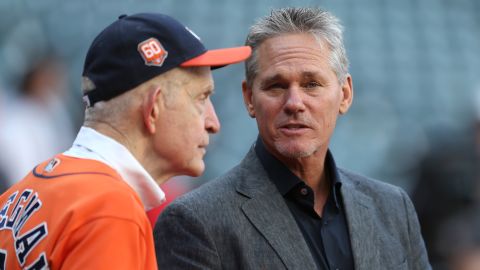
[236,146,381,269]
[64,126,166,210]
[235,146,317,269]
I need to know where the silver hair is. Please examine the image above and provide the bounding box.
[245,7,349,87]
[83,66,205,124]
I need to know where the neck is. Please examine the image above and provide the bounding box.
[276,148,332,216]
[86,122,175,185]
[86,122,135,152]
[276,148,328,188]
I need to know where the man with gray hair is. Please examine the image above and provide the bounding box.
[154,7,431,269]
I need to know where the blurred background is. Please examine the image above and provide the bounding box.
[0,0,479,269]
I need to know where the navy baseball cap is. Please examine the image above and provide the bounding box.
[82,13,251,106]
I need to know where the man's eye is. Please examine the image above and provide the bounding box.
[265,83,285,90]
[199,94,209,104]
[305,81,320,88]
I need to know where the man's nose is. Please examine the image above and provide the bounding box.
[284,87,306,114]
[205,98,220,134]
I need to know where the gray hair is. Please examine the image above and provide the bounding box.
[245,7,349,87]
[83,66,204,124]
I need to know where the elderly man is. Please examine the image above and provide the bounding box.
[0,13,250,269]
[154,7,431,270]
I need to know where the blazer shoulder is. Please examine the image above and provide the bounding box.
[338,167,408,203]
[163,164,244,212]
[338,168,405,195]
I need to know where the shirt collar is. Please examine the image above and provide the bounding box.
[254,136,342,209]
[63,126,166,211]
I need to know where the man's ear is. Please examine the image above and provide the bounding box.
[143,87,162,134]
[339,75,353,115]
[242,80,255,118]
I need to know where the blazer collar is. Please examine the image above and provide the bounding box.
[236,146,384,269]
[236,147,383,269]
[236,147,317,269]
[338,171,381,269]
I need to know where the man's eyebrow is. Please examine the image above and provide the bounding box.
[259,71,323,87]
[259,74,284,88]
[302,72,318,79]
[204,87,214,96]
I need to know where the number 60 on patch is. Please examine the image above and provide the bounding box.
[138,37,168,67]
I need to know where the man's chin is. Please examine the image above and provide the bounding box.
[274,143,315,159]
[183,162,205,178]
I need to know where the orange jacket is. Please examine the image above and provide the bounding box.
[0,154,157,269]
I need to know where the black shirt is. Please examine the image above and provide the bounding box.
[255,138,354,270]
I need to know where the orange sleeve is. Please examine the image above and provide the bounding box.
[51,217,157,270]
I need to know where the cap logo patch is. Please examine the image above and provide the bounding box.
[138,38,168,67]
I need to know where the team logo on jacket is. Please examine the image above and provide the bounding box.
[138,38,168,67]
[44,158,60,173]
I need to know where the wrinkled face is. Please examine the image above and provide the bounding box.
[156,67,220,177]
[243,33,352,161]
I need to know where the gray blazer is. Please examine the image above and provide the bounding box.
[154,148,431,270]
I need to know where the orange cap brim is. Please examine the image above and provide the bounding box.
[180,46,252,68]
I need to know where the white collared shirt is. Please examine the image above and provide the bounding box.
[63,126,166,211]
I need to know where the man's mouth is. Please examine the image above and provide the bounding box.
[278,122,310,135]
[281,123,308,129]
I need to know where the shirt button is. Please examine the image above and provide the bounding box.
[300,188,308,195]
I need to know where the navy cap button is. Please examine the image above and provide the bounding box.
[118,14,128,19]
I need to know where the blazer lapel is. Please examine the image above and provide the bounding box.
[340,179,380,269]
[236,148,317,270]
